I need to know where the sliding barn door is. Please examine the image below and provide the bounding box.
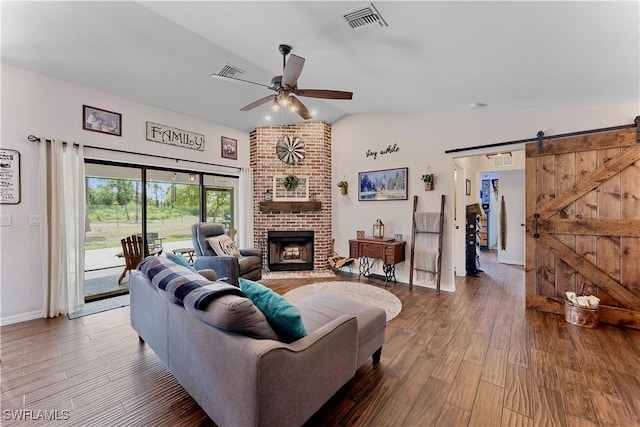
[525,125,640,329]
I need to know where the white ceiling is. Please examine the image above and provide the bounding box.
[2,1,638,132]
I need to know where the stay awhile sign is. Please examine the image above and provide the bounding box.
[146,121,205,151]
[365,143,400,160]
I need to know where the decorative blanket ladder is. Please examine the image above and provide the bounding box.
[409,195,445,294]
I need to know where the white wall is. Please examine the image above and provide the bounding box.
[497,169,526,265]
[0,64,250,324]
[332,104,639,292]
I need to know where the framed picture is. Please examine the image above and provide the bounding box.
[83,105,121,136]
[358,167,408,201]
[221,136,237,160]
[0,149,20,204]
[466,179,472,196]
[357,230,365,239]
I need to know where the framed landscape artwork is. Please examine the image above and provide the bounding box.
[221,136,237,160]
[83,105,121,136]
[358,167,408,201]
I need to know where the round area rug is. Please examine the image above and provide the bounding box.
[284,281,402,322]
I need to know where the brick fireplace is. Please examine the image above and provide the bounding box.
[250,122,332,271]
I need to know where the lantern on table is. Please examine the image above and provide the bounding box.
[373,219,384,238]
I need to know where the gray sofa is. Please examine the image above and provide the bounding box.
[130,258,386,427]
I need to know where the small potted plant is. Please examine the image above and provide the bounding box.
[282,174,300,191]
[337,180,348,195]
[421,173,434,191]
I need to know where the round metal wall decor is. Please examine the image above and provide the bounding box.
[276,135,305,165]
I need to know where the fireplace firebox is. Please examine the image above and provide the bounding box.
[267,230,314,271]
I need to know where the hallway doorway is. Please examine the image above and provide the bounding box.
[454,150,525,277]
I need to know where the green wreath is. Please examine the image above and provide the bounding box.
[282,174,300,191]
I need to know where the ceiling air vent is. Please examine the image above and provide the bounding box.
[214,63,245,79]
[340,3,388,33]
[493,156,514,167]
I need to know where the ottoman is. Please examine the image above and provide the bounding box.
[294,293,387,368]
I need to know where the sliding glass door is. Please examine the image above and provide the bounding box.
[145,170,200,256]
[85,163,142,301]
[83,161,239,302]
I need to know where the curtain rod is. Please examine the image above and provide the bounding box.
[26,135,241,171]
[444,116,639,154]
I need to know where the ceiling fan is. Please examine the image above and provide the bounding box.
[211,44,353,120]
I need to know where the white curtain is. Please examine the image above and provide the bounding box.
[238,167,255,248]
[39,139,86,317]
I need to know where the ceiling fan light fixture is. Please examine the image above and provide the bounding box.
[216,43,352,120]
[278,92,291,107]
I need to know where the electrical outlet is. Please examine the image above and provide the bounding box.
[29,215,41,226]
[0,214,11,226]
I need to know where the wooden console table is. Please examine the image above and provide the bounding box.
[349,238,406,284]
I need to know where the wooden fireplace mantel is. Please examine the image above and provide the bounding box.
[259,201,322,213]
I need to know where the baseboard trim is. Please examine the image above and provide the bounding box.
[1,310,42,326]
[497,258,524,266]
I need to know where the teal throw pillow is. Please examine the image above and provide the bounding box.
[239,278,307,342]
[166,252,198,273]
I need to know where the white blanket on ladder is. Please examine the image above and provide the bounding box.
[414,212,441,233]
[414,249,439,273]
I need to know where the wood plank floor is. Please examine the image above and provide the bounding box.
[2,252,640,426]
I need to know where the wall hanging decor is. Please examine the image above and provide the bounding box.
[273,175,309,201]
[358,167,408,201]
[276,135,305,165]
[337,180,348,195]
[83,105,121,136]
[221,136,237,159]
[421,166,435,191]
[146,121,205,151]
[282,174,299,191]
[0,149,20,204]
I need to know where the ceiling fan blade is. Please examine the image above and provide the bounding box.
[210,74,272,89]
[282,54,305,88]
[295,89,353,100]
[240,94,275,111]
[291,96,312,120]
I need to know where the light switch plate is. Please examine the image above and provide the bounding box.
[0,214,11,226]
[29,215,41,226]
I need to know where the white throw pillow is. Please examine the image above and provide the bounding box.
[207,235,241,257]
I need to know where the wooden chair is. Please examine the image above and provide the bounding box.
[119,234,144,284]
[134,232,164,255]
